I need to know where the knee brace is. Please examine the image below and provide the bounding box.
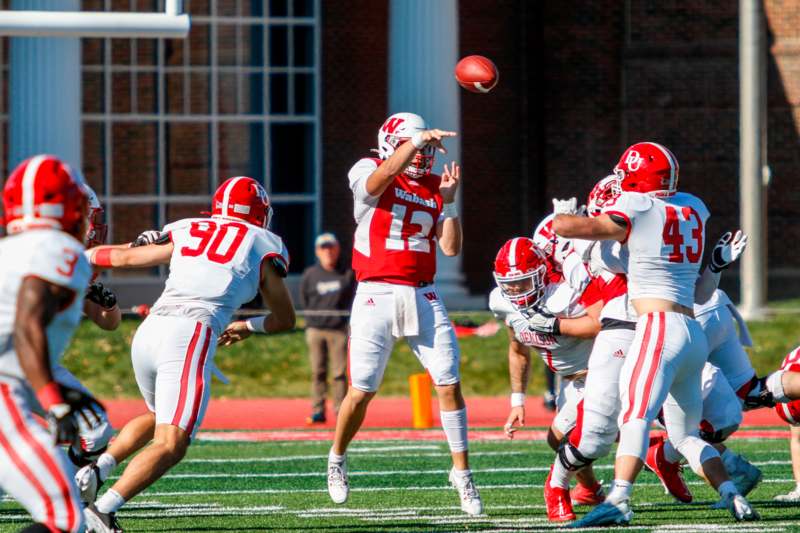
[557,438,595,472]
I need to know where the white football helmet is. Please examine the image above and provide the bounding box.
[376,112,434,179]
[532,214,558,258]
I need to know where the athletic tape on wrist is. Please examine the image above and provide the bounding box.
[441,202,458,218]
[92,248,114,267]
[510,392,526,407]
[245,315,268,334]
[410,132,426,150]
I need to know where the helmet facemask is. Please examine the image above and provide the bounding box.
[494,265,547,312]
[85,206,107,248]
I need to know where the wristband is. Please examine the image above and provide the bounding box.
[91,248,114,268]
[410,132,427,150]
[37,382,64,411]
[441,202,458,218]
[510,392,526,407]
[245,315,269,334]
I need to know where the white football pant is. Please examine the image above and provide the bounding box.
[131,314,217,438]
[697,306,756,396]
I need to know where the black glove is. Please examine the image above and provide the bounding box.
[131,230,170,248]
[43,385,107,447]
[86,282,117,310]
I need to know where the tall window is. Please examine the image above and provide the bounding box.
[82,0,320,280]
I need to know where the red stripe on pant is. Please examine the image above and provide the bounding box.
[623,313,655,423]
[185,326,213,436]
[636,312,666,420]
[171,322,204,427]
[568,399,585,448]
[0,383,76,532]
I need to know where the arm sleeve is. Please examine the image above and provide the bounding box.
[348,159,379,203]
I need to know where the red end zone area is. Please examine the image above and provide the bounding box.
[102,396,792,441]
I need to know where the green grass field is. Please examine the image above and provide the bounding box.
[63,303,800,399]
[1,434,799,532]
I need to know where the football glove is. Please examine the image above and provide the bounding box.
[86,282,117,310]
[39,384,107,448]
[526,306,561,335]
[709,230,748,273]
[131,230,170,247]
[552,197,578,216]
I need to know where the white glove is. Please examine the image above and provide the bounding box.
[131,230,168,247]
[552,197,578,216]
[552,238,574,267]
[709,230,748,273]
[526,306,560,335]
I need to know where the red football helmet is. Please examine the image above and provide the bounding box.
[776,400,800,426]
[587,175,620,217]
[3,155,87,239]
[613,142,679,197]
[80,182,107,248]
[376,112,434,179]
[212,176,272,228]
[493,237,548,310]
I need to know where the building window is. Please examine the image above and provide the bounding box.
[81,0,321,279]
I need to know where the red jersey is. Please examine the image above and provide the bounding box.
[348,157,443,285]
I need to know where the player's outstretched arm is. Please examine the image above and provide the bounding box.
[552,213,627,242]
[505,328,530,439]
[88,241,174,269]
[437,162,462,256]
[365,129,457,197]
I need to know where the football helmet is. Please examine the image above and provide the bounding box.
[613,142,679,197]
[587,175,620,217]
[212,176,273,228]
[3,154,88,239]
[493,237,548,310]
[532,214,559,257]
[80,182,107,248]
[775,400,800,426]
[376,112,434,179]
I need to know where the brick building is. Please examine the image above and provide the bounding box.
[3,1,798,305]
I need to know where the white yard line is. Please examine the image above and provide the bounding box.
[181,449,527,464]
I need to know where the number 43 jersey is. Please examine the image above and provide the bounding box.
[601,191,709,308]
[349,157,443,286]
[150,217,289,333]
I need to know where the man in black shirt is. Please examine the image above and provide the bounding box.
[300,233,356,423]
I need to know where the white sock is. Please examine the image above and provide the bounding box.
[95,489,125,514]
[662,439,682,464]
[328,449,345,464]
[549,460,571,489]
[718,480,739,499]
[440,408,468,453]
[96,453,117,482]
[767,370,788,402]
[452,467,472,480]
[607,479,632,505]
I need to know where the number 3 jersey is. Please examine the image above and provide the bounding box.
[150,217,289,333]
[0,229,91,380]
[348,157,443,286]
[601,191,709,308]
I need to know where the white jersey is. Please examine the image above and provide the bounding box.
[602,191,709,308]
[489,285,593,377]
[0,230,91,380]
[150,217,289,333]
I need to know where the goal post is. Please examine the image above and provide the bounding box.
[0,0,189,38]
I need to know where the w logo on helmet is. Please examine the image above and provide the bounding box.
[625,150,643,171]
[382,117,405,134]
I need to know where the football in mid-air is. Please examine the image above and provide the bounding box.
[454,55,499,93]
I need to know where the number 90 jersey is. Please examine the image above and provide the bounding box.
[150,217,289,333]
[601,191,709,308]
[0,229,91,380]
[349,158,443,286]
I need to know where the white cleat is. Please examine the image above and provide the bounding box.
[327,459,349,504]
[775,486,800,502]
[449,468,483,516]
[75,463,103,504]
[724,493,760,521]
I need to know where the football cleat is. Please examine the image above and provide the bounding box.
[569,500,632,528]
[570,480,605,506]
[449,468,483,516]
[775,486,800,502]
[75,462,103,504]
[645,435,692,503]
[84,503,123,532]
[726,453,763,497]
[723,493,760,521]
[327,458,349,504]
[544,466,576,521]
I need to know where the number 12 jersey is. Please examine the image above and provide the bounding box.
[348,157,443,286]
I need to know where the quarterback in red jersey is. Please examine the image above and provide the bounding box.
[327,112,482,515]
